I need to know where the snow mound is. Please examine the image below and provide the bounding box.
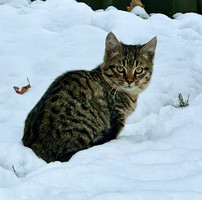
[131,6,150,19]
[0,0,30,7]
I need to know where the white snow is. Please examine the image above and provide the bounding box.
[0,0,202,199]
[131,6,150,19]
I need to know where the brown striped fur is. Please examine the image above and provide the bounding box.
[22,32,157,162]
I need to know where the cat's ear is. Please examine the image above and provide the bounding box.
[140,37,157,61]
[105,32,121,59]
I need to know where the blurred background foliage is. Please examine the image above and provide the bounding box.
[76,0,202,16]
[30,0,202,16]
[76,0,131,10]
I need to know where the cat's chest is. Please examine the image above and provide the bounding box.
[126,99,137,116]
[122,96,137,117]
[108,90,138,116]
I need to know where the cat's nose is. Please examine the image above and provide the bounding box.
[126,77,133,85]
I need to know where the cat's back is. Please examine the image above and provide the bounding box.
[23,68,110,149]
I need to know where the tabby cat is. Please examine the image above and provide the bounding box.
[22,32,157,162]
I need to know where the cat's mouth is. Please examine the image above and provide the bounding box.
[124,86,135,91]
[122,84,137,92]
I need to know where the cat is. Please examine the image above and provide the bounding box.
[22,32,157,162]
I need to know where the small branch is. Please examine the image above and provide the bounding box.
[27,77,30,85]
[12,165,19,177]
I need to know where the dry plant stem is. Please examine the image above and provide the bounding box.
[178,93,190,107]
[13,77,31,95]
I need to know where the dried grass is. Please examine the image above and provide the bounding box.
[127,0,144,12]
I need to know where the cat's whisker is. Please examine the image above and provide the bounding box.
[113,86,119,101]
[109,85,116,96]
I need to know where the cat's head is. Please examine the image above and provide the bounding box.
[101,32,157,94]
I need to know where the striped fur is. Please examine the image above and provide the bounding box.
[22,32,157,162]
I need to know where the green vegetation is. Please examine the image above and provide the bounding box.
[76,0,131,10]
[178,93,190,107]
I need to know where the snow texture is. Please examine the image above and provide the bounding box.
[0,0,202,199]
[131,6,150,19]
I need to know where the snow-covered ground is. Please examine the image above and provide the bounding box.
[1,0,202,199]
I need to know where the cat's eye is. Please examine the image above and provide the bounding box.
[116,66,125,73]
[135,67,143,74]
